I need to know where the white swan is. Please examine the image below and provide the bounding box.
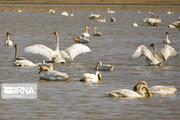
[80,71,102,83]
[97,15,106,23]
[89,13,100,20]
[167,10,173,14]
[137,10,142,15]
[95,61,114,71]
[107,8,115,13]
[61,11,69,16]
[13,44,25,62]
[163,32,171,44]
[4,32,13,46]
[134,81,177,95]
[13,60,41,67]
[143,15,161,26]
[93,27,103,37]
[48,9,55,14]
[69,10,74,16]
[148,10,155,15]
[132,21,138,27]
[110,17,116,22]
[132,43,178,66]
[40,60,53,70]
[107,84,152,98]
[39,66,69,81]
[168,21,180,28]
[24,32,91,63]
[82,26,90,37]
[75,36,90,43]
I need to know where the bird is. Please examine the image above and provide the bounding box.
[93,27,103,37]
[13,44,25,62]
[97,15,106,23]
[148,10,155,15]
[143,15,161,26]
[40,60,53,70]
[132,21,138,27]
[69,10,74,16]
[107,8,115,13]
[82,26,90,37]
[61,11,69,16]
[134,81,177,95]
[4,32,13,46]
[80,71,102,83]
[110,17,116,22]
[48,9,55,14]
[95,61,114,71]
[163,32,171,44]
[38,66,70,81]
[137,10,142,15]
[89,13,101,20]
[75,36,90,43]
[24,32,91,63]
[107,84,152,98]
[132,43,178,66]
[167,9,173,14]
[13,59,41,67]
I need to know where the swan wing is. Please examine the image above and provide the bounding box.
[24,44,57,60]
[132,45,151,58]
[160,45,178,61]
[64,44,91,61]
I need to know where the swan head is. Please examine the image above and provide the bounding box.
[7,32,11,36]
[142,85,152,97]
[14,44,17,48]
[94,27,97,30]
[166,32,169,35]
[53,32,58,35]
[75,36,81,42]
[149,43,155,48]
[38,66,50,74]
[86,26,89,29]
[133,81,147,92]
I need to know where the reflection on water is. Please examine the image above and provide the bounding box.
[0,5,180,120]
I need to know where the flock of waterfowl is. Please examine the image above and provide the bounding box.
[3,7,179,99]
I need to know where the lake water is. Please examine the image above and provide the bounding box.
[0,7,180,119]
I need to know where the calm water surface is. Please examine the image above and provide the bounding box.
[0,7,180,120]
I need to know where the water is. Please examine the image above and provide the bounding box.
[0,8,180,120]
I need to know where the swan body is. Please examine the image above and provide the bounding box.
[167,10,173,14]
[148,10,155,15]
[132,21,138,27]
[69,10,74,16]
[134,81,177,95]
[75,36,90,43]
[95,61,114,71]
[137,10,142,15]
[132,44,178,66]
[107,8,115,13]
[107,84,152,98]
[93,27,103,37]
[82,26,90,37]
[24,32,91,63]
[13,60,40,67]
[80,71,102,83]
[89,13,100,20]
[168,21,180,28]
[110,17,116,22]
[4,32,13,46]
[61,11,69,16]
[97,15,106,23]
[39,66,69,81]
[163,32,171,44]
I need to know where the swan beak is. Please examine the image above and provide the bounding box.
[75,37,79,42]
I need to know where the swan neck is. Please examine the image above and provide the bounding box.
[55,33,60,52]
[7,34,10,40]
[166,34,168,41]
[15,45,18,58]
[95,62,99,70]
[152,45,156,57]
[85,27,88,33]
[93,28,96,34]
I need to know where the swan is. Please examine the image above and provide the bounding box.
[82,26,90,37]
[13,44,25,62]
[167,10,173,14]
[132,43,178,66]
[168,21,180,28]
[93,27,103,37]
[75,36,90,43]
[97,15,106,23]
[148,10,155,15]
[4,32,13,46]
[134,81,177,95]
[61,11,69,16]
[107,84,152,98]
[137,10,142,15]
[89,13,100,20]
[163,32,171,44]
[143,15,161,26]
[13,60,41,67]
[38,66,69,81]
[48,9,55,14]
[80,71,102,83]
[69,10,74,16]
[107,8,115,13]
[110,17,116,22]
[24,32,91,63]
[95,61,114,71]
[132,21,138,27]
[40,60,53,70]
